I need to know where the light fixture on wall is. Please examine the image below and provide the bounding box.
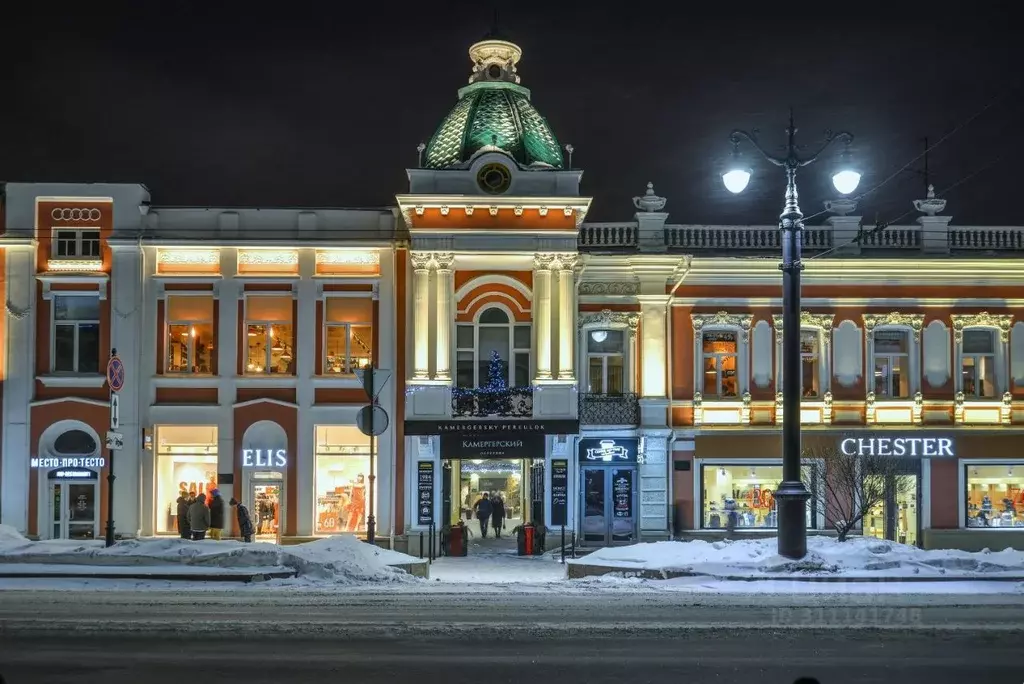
[590,330,608,343]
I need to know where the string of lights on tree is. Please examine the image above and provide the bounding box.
[450,350,532,404]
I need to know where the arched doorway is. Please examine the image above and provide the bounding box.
[36,422,103,540]
[241,420,288,542]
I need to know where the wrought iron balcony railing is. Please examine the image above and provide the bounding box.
[580,392,640,426]
[452,387,534,418]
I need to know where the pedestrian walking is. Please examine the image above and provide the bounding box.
[490,493,506,538]
[473,492,492,538]
[188,493,211,541]
[230,498,254,542]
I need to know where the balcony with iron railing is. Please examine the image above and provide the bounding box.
[579,392,640,426]
[451,386,533,418]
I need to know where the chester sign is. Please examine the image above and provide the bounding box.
[840,437,954,458]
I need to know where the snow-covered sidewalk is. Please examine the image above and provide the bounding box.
[0,524,424,586]
[569,536,1024,580]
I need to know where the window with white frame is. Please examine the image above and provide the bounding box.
[52,296,101,373]
[455,307,530,388]
[586,329,626,394]
[54,230,100,259]
[323,297,373,374]
[872,329,911,398]
[800,329,823,398]
[961,329,997,398]
[244,295,295,375]
[165,296,215,374]
[702,330,738,398]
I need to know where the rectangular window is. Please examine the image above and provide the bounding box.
[702,331,738,398]
[800,329,821,398]
[872,329,910,398]
[314,426,373,535]
[456,315,531,388]
[700,463,819,530]
[54,230,100,258]
[962,329,997,398]
[964,463,1024,528]
[245,296,294,374]
[323,297,373,374]
[52,295,100,373]
[586,329,626,394]
[455,325,475,388]
[165,296,215,374]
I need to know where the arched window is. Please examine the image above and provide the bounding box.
[455,307,531,388]
[53,429,98,455]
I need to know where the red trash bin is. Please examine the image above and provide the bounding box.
[448,522,468,557]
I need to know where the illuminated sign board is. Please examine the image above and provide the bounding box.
[576,438,642,464]
[241,449,287,468]
[31,457,106,469]
[839,437,954,458]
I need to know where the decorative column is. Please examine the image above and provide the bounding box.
[411,252,432,379]
[556,253,578,380]
[433,252,455,380]
[637,296,671,400]
[533,254,555,380]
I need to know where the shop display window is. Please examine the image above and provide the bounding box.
[323,297,373,374]
[245,296,294,374]
[165,296,215,374]
[315,426,373,535]
[965,464,1024,528]
[155,425,218,534]
[700,463,819,530]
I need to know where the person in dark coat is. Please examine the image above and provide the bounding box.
[473,492,493,538]
[490,493,506,538]
[230,498,254,543]
[175,491,191,539]
[209,488,226,540]
[188,493,211,540]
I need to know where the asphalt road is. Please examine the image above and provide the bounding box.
[0,590,1020,683]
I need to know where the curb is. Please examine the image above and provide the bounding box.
[567,564,1024,583]
[0,570,298,582]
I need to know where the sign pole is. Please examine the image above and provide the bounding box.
[366,365,376,544]
[104,348,122,547]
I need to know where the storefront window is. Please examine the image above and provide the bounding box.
[700,463,818,529]
[166,295,215,374]
[702,331,738,397]
[155,425,218,534]
[324,297,373,374]
[315,425,373,535]
[965,464,1024,528]
[245,296,294,374]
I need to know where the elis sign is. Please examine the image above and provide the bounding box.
[242,449,287,468]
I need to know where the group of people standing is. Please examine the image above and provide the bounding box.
[175,489,255,542]
[472,491,507,538]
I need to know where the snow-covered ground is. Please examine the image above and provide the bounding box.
[571,536,1024,579]
[0,524,421,586]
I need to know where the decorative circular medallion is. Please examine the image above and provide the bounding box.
[476,162,512,195]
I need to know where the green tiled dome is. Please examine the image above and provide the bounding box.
[423,41,564,171]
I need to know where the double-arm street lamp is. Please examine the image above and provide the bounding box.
[722,112,860,559]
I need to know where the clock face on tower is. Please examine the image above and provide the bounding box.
[477,163,512,195]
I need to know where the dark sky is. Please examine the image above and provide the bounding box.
[4,3,1020,225]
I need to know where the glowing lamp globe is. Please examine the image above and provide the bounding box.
[722,168,751,194]
[831,169,861,195]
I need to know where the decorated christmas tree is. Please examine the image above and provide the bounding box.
[484,350,507,392]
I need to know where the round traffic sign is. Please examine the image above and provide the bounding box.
[107,356,125,392]
[356,405,389,437]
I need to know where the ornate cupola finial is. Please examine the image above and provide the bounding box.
[468,30,522,86]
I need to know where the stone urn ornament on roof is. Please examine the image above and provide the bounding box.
[913,184,946,216]
[633,182,667,212]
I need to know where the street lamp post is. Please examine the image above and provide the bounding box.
[723,112,860,559]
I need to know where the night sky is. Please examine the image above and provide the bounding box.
[4,3,1020,225]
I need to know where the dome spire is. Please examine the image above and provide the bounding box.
[468,30,522,86]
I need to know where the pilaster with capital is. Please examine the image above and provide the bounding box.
[533,254,556,380]
[433,252,455,380]
[411,251,432,379]
[555,253,578,380]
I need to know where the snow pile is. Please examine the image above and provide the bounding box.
[0,528,421,585]
[572,536,1024,578]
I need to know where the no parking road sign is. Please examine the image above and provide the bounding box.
[106,350,125,393]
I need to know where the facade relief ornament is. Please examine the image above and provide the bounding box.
[410,251,433,270]
[533,253,557,271]
[578,309,640,337]
[432,252,456,271]
[538,206,549,217]
[771,313,835,344]
[439,205,450,216]
[513,206,524,216]
[488,206,499,216]
[862,312,925,341]
[5,299,31,320]
[950,312,1013,342]
[464,206,475,216]
[553,253,579,271]
[578,281,640,296]
[691,311,754,342]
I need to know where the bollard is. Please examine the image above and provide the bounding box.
[571,531,576,559]
[419,531,424,559]
[428,522,435,563]
[561,526,566,564]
